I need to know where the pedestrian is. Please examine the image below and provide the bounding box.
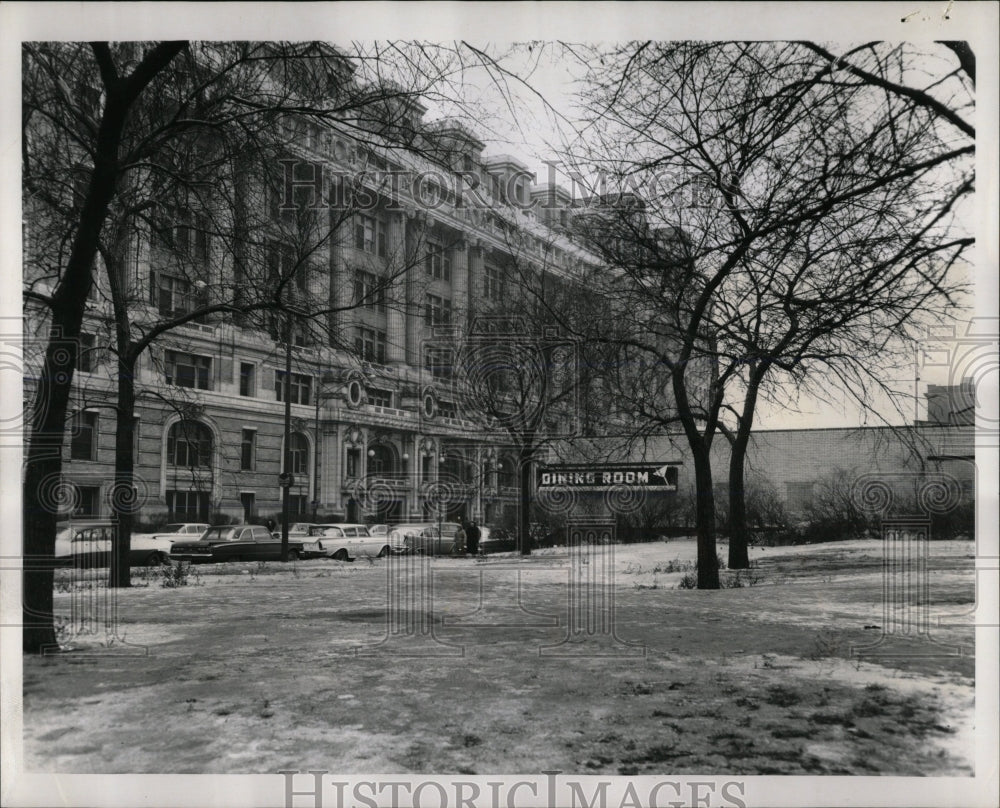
[266,517,276,532]
[466,520,481,556]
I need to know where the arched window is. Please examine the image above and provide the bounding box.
[167,420,212,468]
[368,443,397,478]
[497,455,517,489]
[289,432,310,475]
[441,450,471,484]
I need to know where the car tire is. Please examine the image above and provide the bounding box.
[377,545,390,558]
[333,549,349,562]
[144,552,165,567]
[287,549,300,561]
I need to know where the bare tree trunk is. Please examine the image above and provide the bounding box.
[692,445,720,589]
[727,368,764,570]
[727,440,750,570]
[24,102,125,651]
[109,350,137,588]
[22,41,186,652]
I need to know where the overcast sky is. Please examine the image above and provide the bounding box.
[3,3,996,432]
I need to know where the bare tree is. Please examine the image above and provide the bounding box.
[560,41,972,582]
[451,248,589,555]
[21,40,528,648]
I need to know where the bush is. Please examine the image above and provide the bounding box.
[209,511,240,526]
[714,473,789,537]
[800,467,874,543]
[161,561,194,588]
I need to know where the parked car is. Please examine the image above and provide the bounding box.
[130,522,210,560]
[405,522,467,556]
[54,520,176,567]
[301,524,391,561]
[271,522,315,540]
[367,524,389,537]
[478,526,517,554]
[386,523,438,554]
[169,524,308,563]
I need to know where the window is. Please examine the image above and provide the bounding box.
[425,244,452,282]
[355,327,387,364]
[421,454,432,482]
[241,429,256,471]
[240,492,256,523]
[239,362,256,397]
[267,240,297,283]
[354,269,387,312]
[289,494,308,518]
[150,272,208,320]
[167,420,213,468]
[368,444,395,477]
[346,447,361,478]
[354,213,386,257]
[70,411,98,461]
[291,318,314,348]
[76,333,96,373]
[498,456,517,489]
[484,264,504,302]
[437,401,458,419]
[367,388,393,408]
[154,208,211,263]
[167,490,209,521]
[275,370,312,405]
[425,346,453,380]
[424,294,452,327]
[165,350,211,390]
[288,432,309,475]
[73,486,100,518]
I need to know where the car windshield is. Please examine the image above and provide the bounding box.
[201,527,237,542]
[161,524,186,533]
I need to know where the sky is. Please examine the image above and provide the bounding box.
[2,4,997,433]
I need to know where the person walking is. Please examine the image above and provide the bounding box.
[465,520,481,556]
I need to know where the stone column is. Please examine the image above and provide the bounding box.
[386,210,407,364]
[404,210,426,367]
[450,235,469,335]
[329,208,353,340]
[467,239,485,328]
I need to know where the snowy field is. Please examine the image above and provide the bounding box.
[22,538,976,776]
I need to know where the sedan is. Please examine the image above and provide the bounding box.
[131,522,210,562]
[301,524,391,561]
[55,520,178,567]
[169,524,308,563]
[405,523,467,556]
[386,523,440,554]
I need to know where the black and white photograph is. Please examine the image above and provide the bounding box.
[2,3,998,807]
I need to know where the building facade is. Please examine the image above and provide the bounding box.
[22,45,599,529]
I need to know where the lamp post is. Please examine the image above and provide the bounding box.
[280,311,293,562]
[438,452,446,547]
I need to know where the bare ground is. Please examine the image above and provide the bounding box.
[22,538,975,775]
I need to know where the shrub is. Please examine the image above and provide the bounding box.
[715,473,789,537]
[800,467,874,543]
[161,561,194,588]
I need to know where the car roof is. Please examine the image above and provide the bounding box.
[312,523,368,529]
[205,524,267,529]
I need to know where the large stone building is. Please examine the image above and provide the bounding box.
[22,44,598,528]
